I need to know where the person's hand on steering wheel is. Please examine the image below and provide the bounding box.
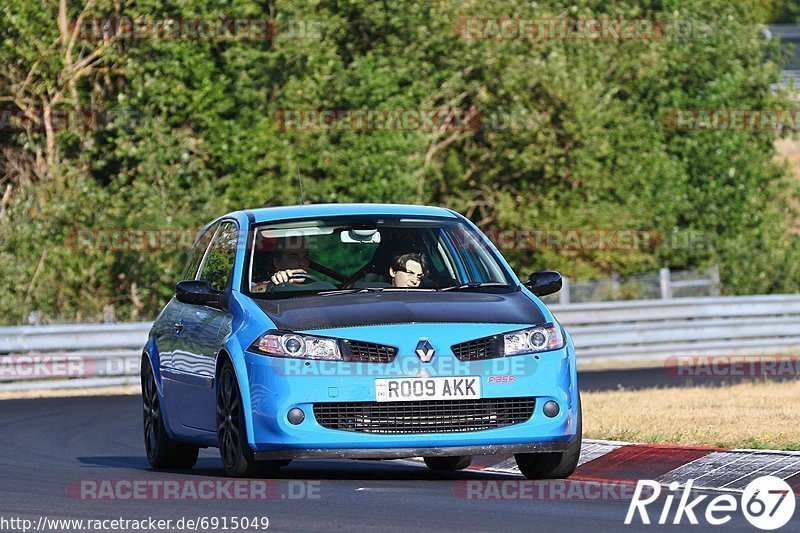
[270,268,308,285]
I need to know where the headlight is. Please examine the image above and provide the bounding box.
[503,324,564,356]
[250,332,342,360]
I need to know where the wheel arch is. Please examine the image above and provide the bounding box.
[140,347,183,441]
[141,343,163,396]
[215,346,257,448]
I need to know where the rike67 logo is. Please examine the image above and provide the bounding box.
[626,476,795,530]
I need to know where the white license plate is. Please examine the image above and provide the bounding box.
[375,376,481,402]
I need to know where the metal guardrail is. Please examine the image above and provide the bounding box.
[0,322,151,352]
[551,294,800,361]
[2,294,800,390]
[553,266,720,304]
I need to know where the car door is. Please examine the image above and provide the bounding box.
[156,223,219,429]
[157,224,216,373]
[151,297,183,372]
[169,220,238,431]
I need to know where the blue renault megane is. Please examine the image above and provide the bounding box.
[141,204,581,478]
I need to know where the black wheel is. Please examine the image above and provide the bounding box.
[424,456,473,471]
[515,395,582,479]
[141,356,199,469]
[217,360,286,477]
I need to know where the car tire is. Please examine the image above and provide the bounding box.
[141,356,200,469]
[217,359,287,478]
[423,455,473,471]
[515,395,582,479]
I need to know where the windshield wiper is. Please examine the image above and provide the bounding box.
[317,287,437,296]
[440,282,510,292]
[317,287,386,296]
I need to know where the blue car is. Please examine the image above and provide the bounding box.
[141,204,581,478]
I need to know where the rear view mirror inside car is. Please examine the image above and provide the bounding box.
[341,228,381,244]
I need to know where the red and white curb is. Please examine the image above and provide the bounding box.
[402,439,800,494]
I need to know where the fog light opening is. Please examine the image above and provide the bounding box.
[543,401,559,418]
[287,407,305,425]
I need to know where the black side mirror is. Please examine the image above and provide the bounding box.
[176,280,220,306]
[524,270,562,296]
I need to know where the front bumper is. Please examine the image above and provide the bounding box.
[254,441,569,460]
[241,341,579,454]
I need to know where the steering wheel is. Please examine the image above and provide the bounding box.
[255,271,326,285]
[251,272,330,294]
[286,272,326,284]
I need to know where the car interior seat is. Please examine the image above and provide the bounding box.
[356,230,441,288]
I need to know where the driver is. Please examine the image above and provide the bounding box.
[251,236,310,292]
[269,245,309,284]
[388,252,427,288]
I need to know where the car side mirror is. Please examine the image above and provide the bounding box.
[176,280,221,306]
[524,270,562,296]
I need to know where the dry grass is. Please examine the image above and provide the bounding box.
[583,380,800,450]
[578,358,675,371]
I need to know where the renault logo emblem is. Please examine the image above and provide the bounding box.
[415,339,435,363]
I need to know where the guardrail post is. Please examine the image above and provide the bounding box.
[102,305,116,324]
[709,265,721,296]
[559,276,571,304]
[611,272,620,296]
[659,267,672,299]
[27,311,41,326]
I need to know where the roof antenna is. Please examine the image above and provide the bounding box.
[296,165,306,205]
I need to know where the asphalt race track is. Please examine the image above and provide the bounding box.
[0,395,771,532]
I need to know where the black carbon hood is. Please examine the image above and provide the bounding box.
[253,291,545,331]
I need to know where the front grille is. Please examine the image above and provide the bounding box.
[341,340,397,363]
[313,397,535,434]
[451,335,503,361]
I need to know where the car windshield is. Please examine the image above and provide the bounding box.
[246,215,514,298]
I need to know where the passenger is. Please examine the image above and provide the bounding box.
[388,252,427,288]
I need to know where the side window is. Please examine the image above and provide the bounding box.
[199,221,239,292]
[181,223,217,281]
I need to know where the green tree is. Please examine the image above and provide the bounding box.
[0,0,797,324]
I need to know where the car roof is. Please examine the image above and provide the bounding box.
[241,203,459,223]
